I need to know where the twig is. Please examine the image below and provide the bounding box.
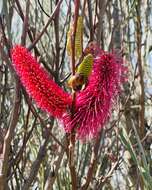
[0,39,21,190]
[0,16,11,56]
[10,116,37,169]
[21,0,30,46]
[96,0,107,45]
[28,0,63,51]
[37,0,50,18]
[22,90,66,151]
[67,1,80,190]
[59,0,72,44]
[106,94,130,132]
[44,137,67,190]
[0,79,20,190]
[98,160,119,185]
[135,2,145,139]
[80,130,104,190]
[15,0,62,77]
[87,0,94,41]
[15,0,40,56]
[54,0,60,80]
[22,136,51,190]
[15,0,59,79]
[93,0,98,35]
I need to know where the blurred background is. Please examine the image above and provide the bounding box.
[0,0,152,189]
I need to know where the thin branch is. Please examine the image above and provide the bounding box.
[22,90,66,151]
[15,0,56,78]
[80,130,104,190]
[67,1,80,190]
[44,137,67,190]
[96,0,107,45]
[10,116,37,169]
[0,16,11,56]
[0,79,20,190]
[54,0,60,79]
[0,38,20,190]
[37,0,50,18]
[28,0,63,51]
[22,136,51,190]
[21,0,30,46]
[87,0,94,41]
[135,1,145,138]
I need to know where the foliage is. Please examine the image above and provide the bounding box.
[0,0,152,190]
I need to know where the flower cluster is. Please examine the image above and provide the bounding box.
[11,44,126,141]
[63,51,125,140]
[11,45,72,118]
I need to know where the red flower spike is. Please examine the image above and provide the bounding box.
[11,45,72,118]
[63,51,126,140]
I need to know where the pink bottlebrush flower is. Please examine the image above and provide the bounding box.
[11,45,72,118]
[63,51,126,140]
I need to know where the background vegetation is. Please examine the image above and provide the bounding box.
[0,0,152,189]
